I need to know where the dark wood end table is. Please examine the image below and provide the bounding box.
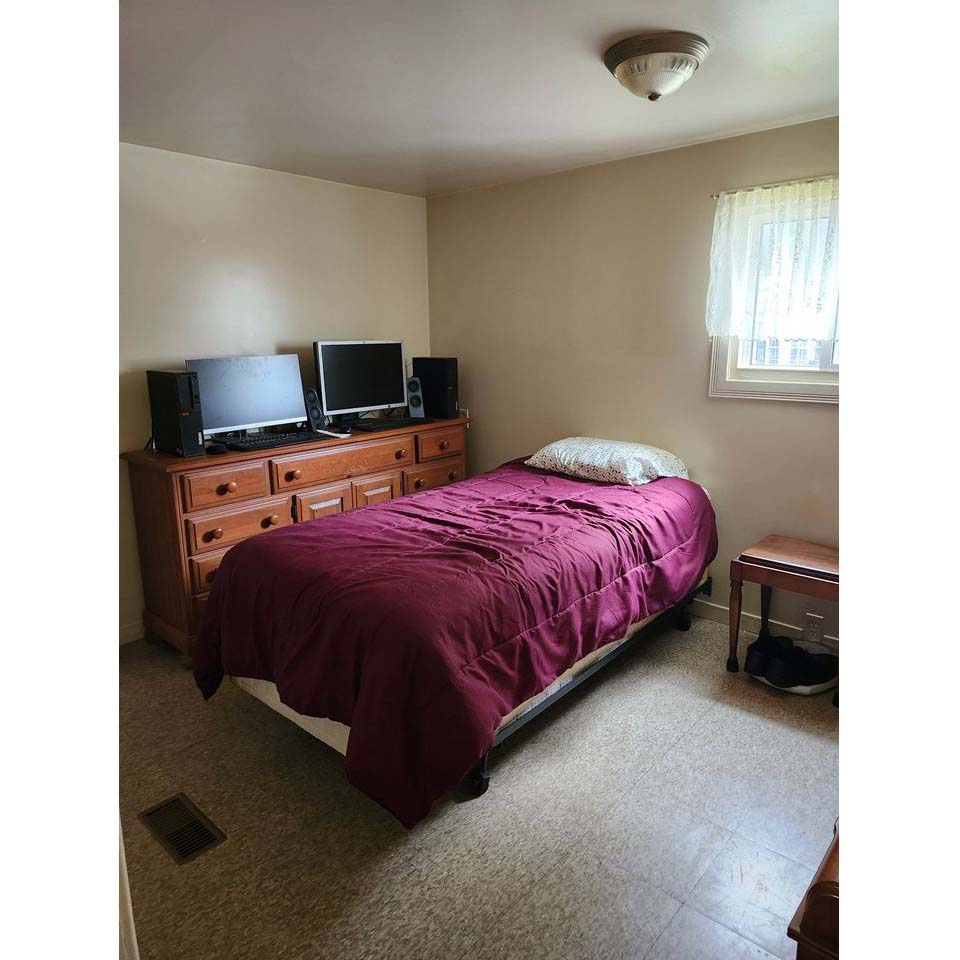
[727,534,839,673]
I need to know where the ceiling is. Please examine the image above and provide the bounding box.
[120,0,838,197]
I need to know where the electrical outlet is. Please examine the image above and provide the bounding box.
[802,610,825,645]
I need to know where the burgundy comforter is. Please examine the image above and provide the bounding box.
[194,460,717,826]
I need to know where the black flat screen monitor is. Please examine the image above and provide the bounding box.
[185,354,306,435]
[314,340,407,416]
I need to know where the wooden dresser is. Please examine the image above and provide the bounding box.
[122,417,469,654]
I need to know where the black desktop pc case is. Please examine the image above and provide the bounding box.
[147,370,205,457]
[411,357,459,419]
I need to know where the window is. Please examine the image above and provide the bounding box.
[705,176,839,402]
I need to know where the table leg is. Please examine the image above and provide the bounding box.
[727,566,742,672]
[759,584,772,640]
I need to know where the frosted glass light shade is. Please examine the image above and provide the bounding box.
[604,32,710,102]
[613,53,700,100]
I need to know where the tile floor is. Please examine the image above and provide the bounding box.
[120,616,838,960]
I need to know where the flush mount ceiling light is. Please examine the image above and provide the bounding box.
[604,31,710,102]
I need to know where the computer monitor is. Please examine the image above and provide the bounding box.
[314,340,407,416]
[185,354,306,436]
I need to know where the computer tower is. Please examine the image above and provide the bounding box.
[412,357,459,420]
[147,370,205,457]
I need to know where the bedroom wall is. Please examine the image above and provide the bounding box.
[426,118,839,638]
[119,144,430,642]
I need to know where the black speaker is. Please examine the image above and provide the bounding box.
[412,357,459,420]
[406,376,426,418]
[147,370,205,457]
[303,385,326,431]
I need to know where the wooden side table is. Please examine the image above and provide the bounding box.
[727,535,839,672]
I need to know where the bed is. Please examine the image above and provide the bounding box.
[193,458,717,826]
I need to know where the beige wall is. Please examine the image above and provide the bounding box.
[119,144,429,640]
[427,119,839,637]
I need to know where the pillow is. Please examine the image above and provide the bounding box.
[525,437,688,486]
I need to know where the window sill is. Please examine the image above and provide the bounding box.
[709,337,838,404]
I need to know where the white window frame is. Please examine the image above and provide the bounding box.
[707,193,839,403]
[709,336,838,402]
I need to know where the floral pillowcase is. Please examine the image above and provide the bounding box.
[525,437,688,486]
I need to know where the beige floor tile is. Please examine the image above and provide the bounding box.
[120,651,259,772]
[476,850,680,960]
[153,729,355,838]
[687,835,814,959]
[581,794,731,901]
[408,771,572,882]
[302,842,546,960]
[639,686,838,869]
[644,905,780,960]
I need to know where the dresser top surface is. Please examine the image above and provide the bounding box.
[122,417,470,473]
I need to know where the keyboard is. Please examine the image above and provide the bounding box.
[350,417,434,432]
[223,431,322,452]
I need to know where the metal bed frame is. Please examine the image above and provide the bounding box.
[461,576,713,797]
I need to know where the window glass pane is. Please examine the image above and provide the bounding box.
[738,337,837,370]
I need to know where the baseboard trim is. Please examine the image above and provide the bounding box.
[119,620,144,645]
[691,598,839,652]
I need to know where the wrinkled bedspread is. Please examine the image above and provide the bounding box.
[193,460,717,826]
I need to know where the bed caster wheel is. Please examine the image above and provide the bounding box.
[675,609,692,631]
[726,656,739,673]
[462,766,490,799]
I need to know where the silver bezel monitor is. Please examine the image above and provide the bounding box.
[185,354,307,436]
[314,340,407,416]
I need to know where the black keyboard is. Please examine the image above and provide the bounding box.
[223,431,321,452]
[350,417,434,432]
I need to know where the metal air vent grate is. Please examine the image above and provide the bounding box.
[139,793,225,864]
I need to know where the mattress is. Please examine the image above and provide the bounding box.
[230,611,657,756]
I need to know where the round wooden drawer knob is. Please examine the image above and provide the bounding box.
[211,527,224,540]
[268,514,280,526]
[395,449,405,460]
[219,480,238,495]
[448,472,457,481]
[439,440,449,450]
[414,479,423,489]
[287,469,302,481]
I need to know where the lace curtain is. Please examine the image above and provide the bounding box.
[704,176,839,340]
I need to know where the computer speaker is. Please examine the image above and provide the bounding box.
[303,386,326,432]
[406,377,426,418]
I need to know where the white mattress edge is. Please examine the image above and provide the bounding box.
[230,610,659,755]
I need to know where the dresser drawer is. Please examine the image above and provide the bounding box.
[189,547,231,593]
[404,457,466,494]
[271,437,413,491]
[185,496,292,554]
[181,461,269,511]
[352,471,402,508]
[294,481,354,521]
[416,428,465,462]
